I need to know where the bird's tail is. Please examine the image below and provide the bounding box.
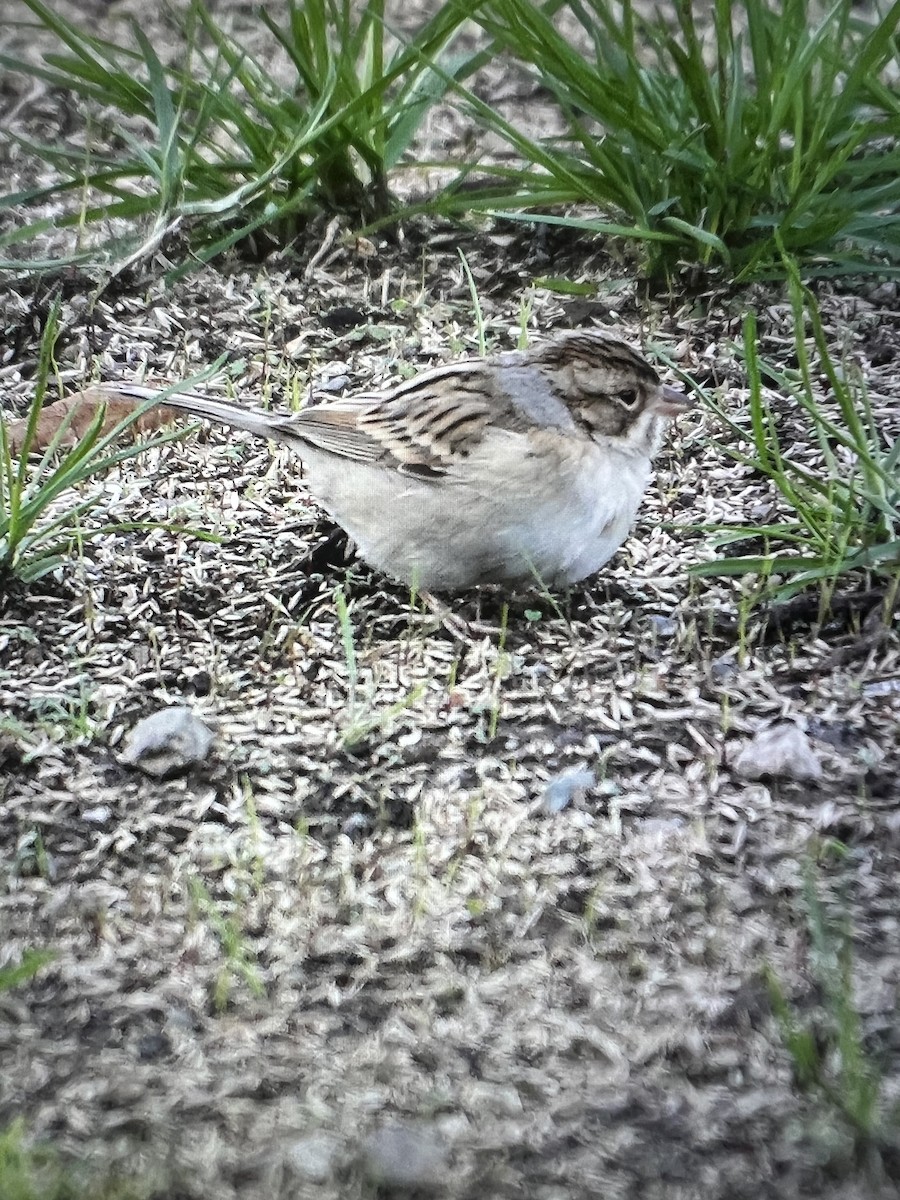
[105,382,295,444]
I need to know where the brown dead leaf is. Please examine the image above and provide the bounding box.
[2,388,176,455]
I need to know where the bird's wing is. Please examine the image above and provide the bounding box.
[294,360,518,478]
[103,354,570,478]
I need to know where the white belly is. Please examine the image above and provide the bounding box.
[302,431,651,591]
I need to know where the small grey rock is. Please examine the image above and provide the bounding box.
[637,817,685,838]
[710,652,738,683]
[283,1133,341,1183]
[865,280,898,305]
[648,614,677,637]
[468,1081,523,1117]
[81,804,112,824]
[541,768,595,814]
[360,1122,447,1190]
[120,706,214,779]
[318,373,350,393]
[341,812,371,838]
[863,677,900,698]
[732,723,823,782]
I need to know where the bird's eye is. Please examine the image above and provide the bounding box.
[617,388,638,408]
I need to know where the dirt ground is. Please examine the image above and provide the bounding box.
[1,3,899,1198]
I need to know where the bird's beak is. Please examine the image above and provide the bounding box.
[650,384,695,417]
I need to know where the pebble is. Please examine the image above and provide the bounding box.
[283,1132,341,1183]
[540,768,596,814]
[359,1122,447,1190]
[732,723,823,782]
[648,614,677,637]
[710,652,738,683]
[119,706,214,778]
[468,1081,524,1117]
[863,677,900,697]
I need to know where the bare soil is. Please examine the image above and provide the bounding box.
[1,3,899,1198]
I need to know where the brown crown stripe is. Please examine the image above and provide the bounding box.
[535,338,658,381]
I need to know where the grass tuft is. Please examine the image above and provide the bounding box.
[455,0,900,280]
[1,0,484,272]
[684,260,899,605]
[766,861,898,1175]
[0,300,222,583]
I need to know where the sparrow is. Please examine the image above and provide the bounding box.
[104,330,693,591]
